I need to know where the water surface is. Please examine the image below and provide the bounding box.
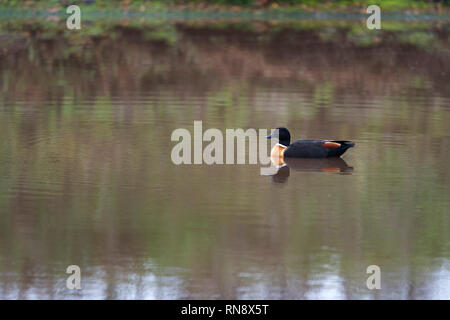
[0,18,449,299]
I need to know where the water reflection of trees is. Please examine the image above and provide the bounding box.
[0,24,449,299]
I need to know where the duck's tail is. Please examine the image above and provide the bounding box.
[327,141,355,157]
[333,141,355,148]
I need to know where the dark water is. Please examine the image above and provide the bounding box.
[0,20,450,299]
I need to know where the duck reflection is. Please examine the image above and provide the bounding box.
[270,157,354,183]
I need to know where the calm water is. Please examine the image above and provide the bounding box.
[0,19,450,299]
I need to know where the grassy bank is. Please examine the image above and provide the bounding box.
[0,0,448,53]
[0,0,449,13]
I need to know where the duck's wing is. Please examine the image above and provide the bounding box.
[284,140,329,158]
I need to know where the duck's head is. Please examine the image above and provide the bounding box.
[267,127,291,147]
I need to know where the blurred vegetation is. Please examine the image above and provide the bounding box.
[0,0,449,11]
[0,16,448,53]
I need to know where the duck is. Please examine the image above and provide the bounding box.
[267,127,355,159]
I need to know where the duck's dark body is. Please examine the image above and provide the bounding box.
[284,140,355,158]
[268,127,355,159]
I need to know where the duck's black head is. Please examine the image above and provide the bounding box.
[267,127,291,146]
